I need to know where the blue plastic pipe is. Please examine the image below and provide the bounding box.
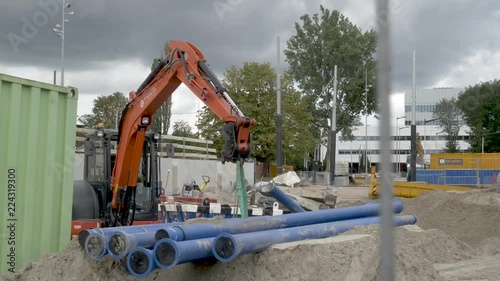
[83,222,181,260]
[78,222,181,247]
[107,222,182,259]
[126,248,159,278]
[153,237,214,270]
[84,232,108,259]
[212,214,417,263]
[108,232,156,259]
[155,199,405,241]
[259,182,306,213]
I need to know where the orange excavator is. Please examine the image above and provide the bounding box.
[72,41,255,232]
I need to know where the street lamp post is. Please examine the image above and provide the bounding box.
[52,0,74,86]
[364,68,372,180]
[396,116,405,173]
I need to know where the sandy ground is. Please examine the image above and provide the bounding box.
[2,187,500,281]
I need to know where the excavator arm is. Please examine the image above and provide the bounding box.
[110,41,255,226]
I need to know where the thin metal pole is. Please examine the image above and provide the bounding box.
[365,68,368,179]
[61,0,65,86]
[424,119,427,160]
[276,36,283,175]
[410,50,417,181]
[412,50,416,124]
[397,127,400,174]
[115,111,119,129]
[329,65,337,186]
[376,0,395,279]
[482,135,484,153]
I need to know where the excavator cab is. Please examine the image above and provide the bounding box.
[72,128,161,231]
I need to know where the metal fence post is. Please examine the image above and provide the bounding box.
[444,159,447,185]
[476,158,480,188]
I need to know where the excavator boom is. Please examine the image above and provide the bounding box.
[110,41,255,225]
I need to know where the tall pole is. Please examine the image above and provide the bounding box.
[61,0,65,86]
[276,36,283,175]
[53,70,56,85]
[376,0,395,278]
[412,50,416,124]
[424,118,426,160]
[396,116,405,174]
[329,65,337,187]
[115,111,119,129]
[410,50,417,182]
[396,118,399,174]
[365,68,368,179]
[397,127,400,174]
[482,135,484,154]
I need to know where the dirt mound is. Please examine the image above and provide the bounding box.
[341,224,476,281]
[3,189,500,281]
[0,224,476,281]
[402,189,500,248]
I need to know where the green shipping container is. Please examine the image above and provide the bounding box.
[0,73,78,274]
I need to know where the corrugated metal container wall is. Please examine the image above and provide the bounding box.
[430,153,500,170]
[0,73,78,274]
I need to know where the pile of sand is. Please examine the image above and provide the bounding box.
[402,189,500,250]
[2,189,500,281]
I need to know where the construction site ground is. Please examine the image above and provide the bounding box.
[2,186,500,281]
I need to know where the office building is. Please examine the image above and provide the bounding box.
[404,87,464,125]
[322,87,471,173]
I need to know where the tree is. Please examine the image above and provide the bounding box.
[149,42,173,135]
[457,79,500,152]
[196,62,317,173]
[432,97,462,153]
[77,114,98,128]
[284,6,377,141]
[172,120,197,138]
[77,92,128,128]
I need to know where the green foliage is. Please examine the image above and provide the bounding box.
[196,62,317,169]
[78,92,128,128]
[77,114,98,128]
[149,44,173,134]
[457,79,500,152]
[432,97,462,153]
[284,5,377,140]
[172,120,197,138]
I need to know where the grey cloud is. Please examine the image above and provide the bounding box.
[1,0,499,97]
[390,0,500,90]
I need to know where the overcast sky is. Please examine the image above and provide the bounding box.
[1,0,500,128]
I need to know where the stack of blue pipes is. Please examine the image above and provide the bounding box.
[78,184,417,278]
